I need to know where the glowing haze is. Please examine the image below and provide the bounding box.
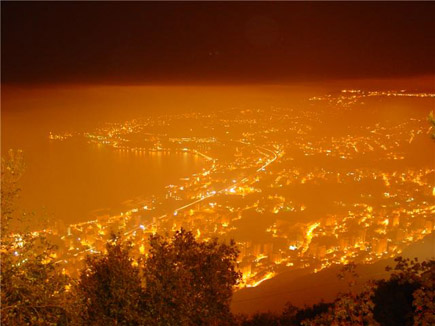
[1,1,434,313]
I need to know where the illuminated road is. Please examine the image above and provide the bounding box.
[55,142,281,263]
[160,144,279,219]
[256,146,279,172]
[124,143,280,237]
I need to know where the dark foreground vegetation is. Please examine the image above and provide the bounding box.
[2,151,434,326]
[239,256,434,326]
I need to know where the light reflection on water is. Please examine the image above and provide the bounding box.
[15,138,205,225]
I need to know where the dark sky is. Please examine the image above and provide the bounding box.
[2,1,435,85]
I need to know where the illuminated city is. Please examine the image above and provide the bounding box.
[1,2,434,325]
[7,89,434,290]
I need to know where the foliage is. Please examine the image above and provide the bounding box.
[282,302,331,325]
[238,302,331,326]
[76,235,148,325]
[301,263,379,326]
[300,282,379,326]
[372,278,418,326]
[412,263,435,326]
[1,149,25,234]
[238,312,281,326]
[299,257,435,326]
[75,229,241,326]
[143,228,241,326]
[1,150,73,325]
[1,237,73,325]
[383,257,435,326]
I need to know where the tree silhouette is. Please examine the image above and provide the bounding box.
[143,229,241,326]
[76,235,149,325]
[1,150,72,325]
[374,257,435,326]
[1,149,25,235]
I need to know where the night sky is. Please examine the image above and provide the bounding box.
[2,2,435,85]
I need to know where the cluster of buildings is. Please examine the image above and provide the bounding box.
[24,90,435,286]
